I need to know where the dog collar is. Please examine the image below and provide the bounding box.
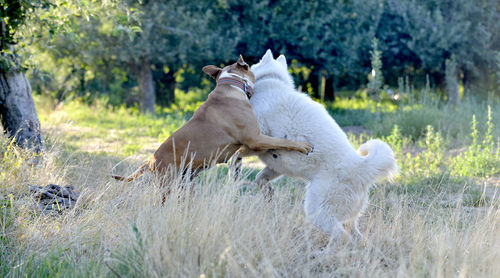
[217,77,254,99]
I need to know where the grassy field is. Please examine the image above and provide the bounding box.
[1,92,500,277]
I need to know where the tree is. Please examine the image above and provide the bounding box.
[99,0,228,113]
[231,0,383,98]
[25,0,238,110]
[0,0,45,153]
[377,0,500,92]
[25,1,139,104]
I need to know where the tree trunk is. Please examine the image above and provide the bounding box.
[309,70,319,98]
[325,75,336,101]
[462,69,471,97]
[0,69,44,153]
[445,58,459,105]
[78,67,85,97]
[447,78,459,105]
[320,74,326,103]
[154,66,175,107]
[135,56,155,113]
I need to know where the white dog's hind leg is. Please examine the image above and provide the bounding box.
[304,178,348,239]
[305,174,365,242]
[344,218,364,242]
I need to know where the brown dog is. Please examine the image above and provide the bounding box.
[113,55,312,186]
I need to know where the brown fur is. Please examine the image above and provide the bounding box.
[113,56,312,187]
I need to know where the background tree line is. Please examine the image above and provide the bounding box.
[5,0,500,115]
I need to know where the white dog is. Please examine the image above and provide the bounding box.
[238,50,398,239]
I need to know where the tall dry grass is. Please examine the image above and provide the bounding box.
[2,138,500,277]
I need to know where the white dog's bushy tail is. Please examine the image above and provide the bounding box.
[356,139,398,184]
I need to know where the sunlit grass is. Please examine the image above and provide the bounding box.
[37,97,188,156]
[328,95,398,113]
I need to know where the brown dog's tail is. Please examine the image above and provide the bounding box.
[112,162,150,182]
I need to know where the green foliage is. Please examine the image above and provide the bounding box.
[384,125,403,154]
[0,0,52,72]
[23,0,142,101]
[365,100,499,180]
[0,135,35,186]
[392,125,445,179]
[1,247,105,277]
[451,107,500,177]
[100,0,220,65]
[413,125,445,176]
[379,0,500,90]
[24,0,235,109]
[110,223,147,277]
[0,193,15,251]
[0,195,15,277]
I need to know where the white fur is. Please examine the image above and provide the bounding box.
[249,50,398,238]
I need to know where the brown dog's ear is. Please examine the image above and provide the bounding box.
[237,54,249,70]
[202,65,222,79]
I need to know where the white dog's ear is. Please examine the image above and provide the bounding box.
[277,54,287,68]
[202,65,222,79]
[262,49,273,62]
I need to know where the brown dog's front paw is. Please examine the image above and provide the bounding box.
[296,142,313,154]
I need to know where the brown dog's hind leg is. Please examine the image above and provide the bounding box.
[159,166,200,205]
[229,155,243,180]
[229,145,257,180]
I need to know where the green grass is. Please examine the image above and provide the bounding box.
[0,91,499,277]
[36,96,190,156]
[329,89,500,143]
